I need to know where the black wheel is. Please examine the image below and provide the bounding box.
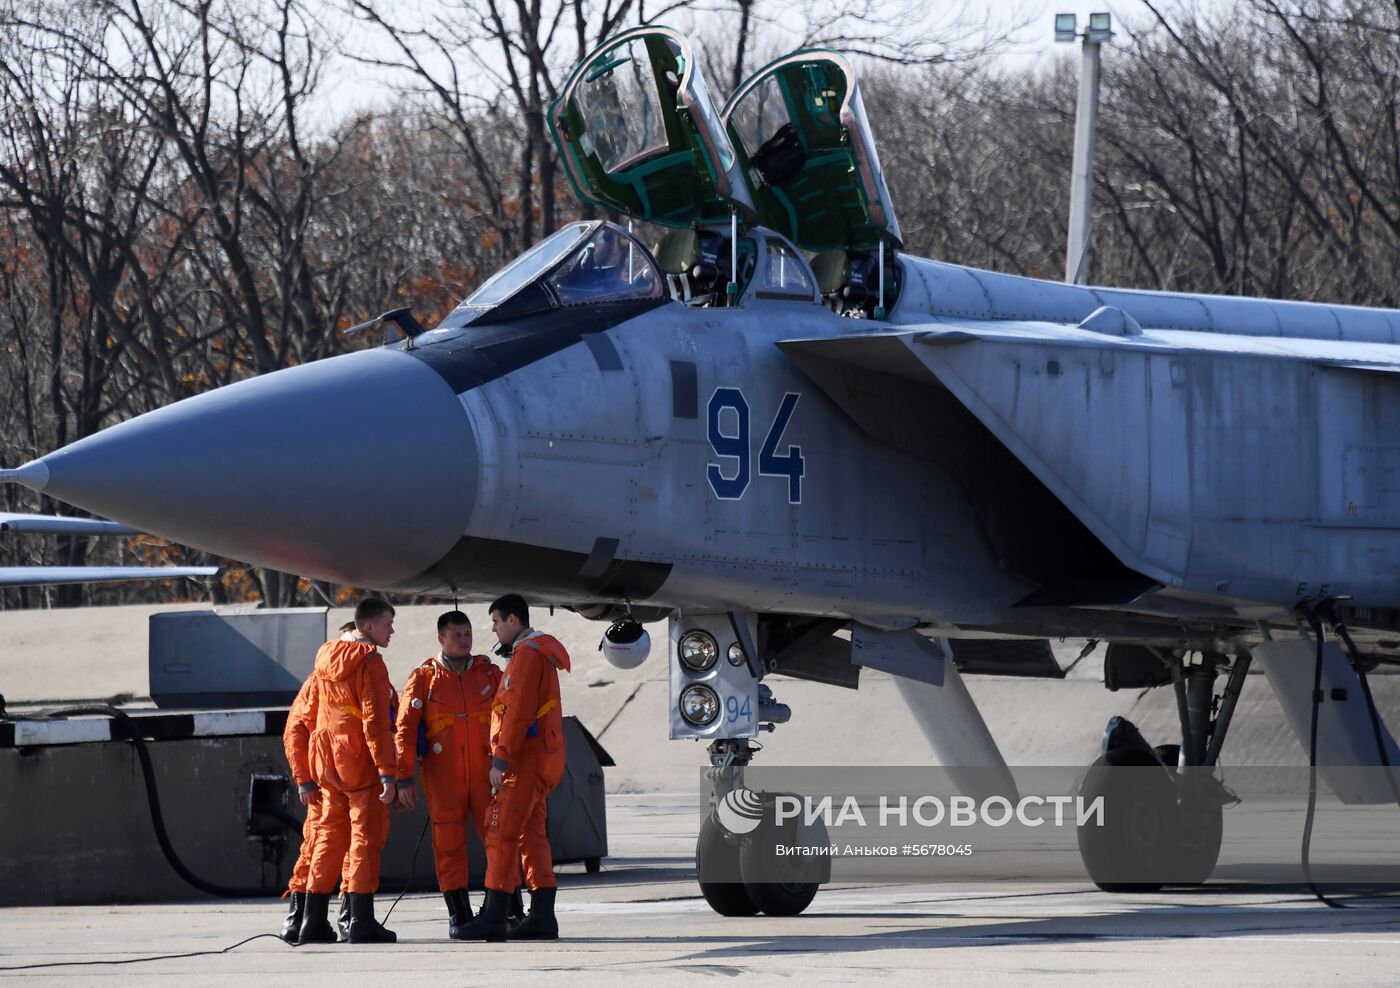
[696,814,759,917]
[1173,775,1224,885]
[1150,745,1224,885]
[1077,753,1176,892]
[742,878,819,917]
[737,810,824,917]
[1153,743,1181,769]
[584,856,601,874]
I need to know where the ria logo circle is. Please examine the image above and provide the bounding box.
[715,787,765,836]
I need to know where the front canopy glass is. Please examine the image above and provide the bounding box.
[428,221,663,334]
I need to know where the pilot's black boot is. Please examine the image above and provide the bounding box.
[506,885,526,925]
[336,893,351,942]
[297,892,338,945]
[279,891,305,944]
[451,888,508,942]
[345,892,397,944]
[508,887,559,941]
[444,889,473,938]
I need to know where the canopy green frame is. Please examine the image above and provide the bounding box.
[549,26,756,230]
[720,50,902,253]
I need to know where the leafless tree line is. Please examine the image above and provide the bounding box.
[0,0,1395,608]
[885,0,1400,302]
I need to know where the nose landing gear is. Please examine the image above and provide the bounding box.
[697,738,828,917]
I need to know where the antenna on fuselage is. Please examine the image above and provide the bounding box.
[727,209,738,305]
[875,241,886,320]
[343,307,428,350]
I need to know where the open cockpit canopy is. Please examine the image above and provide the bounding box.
[549,27,756,230]
[721,50,901,254]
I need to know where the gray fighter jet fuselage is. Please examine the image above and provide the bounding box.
[15,221,1400,651]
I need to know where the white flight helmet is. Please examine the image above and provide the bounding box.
[600,617,651,670]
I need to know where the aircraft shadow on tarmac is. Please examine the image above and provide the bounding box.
[545,884,1400,959]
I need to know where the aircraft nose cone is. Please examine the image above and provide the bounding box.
[28,348,477,588]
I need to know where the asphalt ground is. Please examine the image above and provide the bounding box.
[2,794,1399,986]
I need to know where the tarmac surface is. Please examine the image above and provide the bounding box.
[2,793,1399,986]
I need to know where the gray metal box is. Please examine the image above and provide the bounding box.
[149,608,327,708]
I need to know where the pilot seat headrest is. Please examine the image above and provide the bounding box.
[809,249,849,299]
[653,229,701,276]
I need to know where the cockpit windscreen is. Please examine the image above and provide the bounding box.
[427,221,662,337]
[548,224,663,304]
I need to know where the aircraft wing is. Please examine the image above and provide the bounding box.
[0,512,138,536]
[0,566,218,587]
[779,316,1400,606]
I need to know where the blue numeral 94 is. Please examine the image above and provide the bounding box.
[707,389,804,503]
[725,695,752,723]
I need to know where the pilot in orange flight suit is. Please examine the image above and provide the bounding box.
[393,610,501,938]
[279,673,323,943]
[279,623,394,944]
[455,593,570,942]
[297,598,400,945]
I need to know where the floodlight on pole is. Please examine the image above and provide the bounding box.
[1057,12,1113,285]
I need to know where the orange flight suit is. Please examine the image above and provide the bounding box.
[283,676,321,894]
[284,673,394,893]
[483,630,571,893]
[304,636,398,895]
[395,653,501,893]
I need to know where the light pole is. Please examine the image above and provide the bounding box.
[1056,12,1113,285]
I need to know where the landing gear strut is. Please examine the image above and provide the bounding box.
[1078,649,1246,891]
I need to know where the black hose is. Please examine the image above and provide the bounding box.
[1297,606,1400,909]
[38,704,283,899]
[1299,608,1336,908]
[379,815,430,926]
[0,933,288,972]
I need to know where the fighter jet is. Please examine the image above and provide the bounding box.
[5,27,1400,914]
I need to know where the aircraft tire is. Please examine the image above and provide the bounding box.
[697,815,760,917]
[741,878,819,917]
[1077,752,1174,893]
[1152,746,1224,885]
[737,813,822,916]
[1173,791,1224,885]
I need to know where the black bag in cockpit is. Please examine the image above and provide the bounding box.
[750,123,806,187]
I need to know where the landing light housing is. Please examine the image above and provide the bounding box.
[679,684,721,726]
[679,630,719,672]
